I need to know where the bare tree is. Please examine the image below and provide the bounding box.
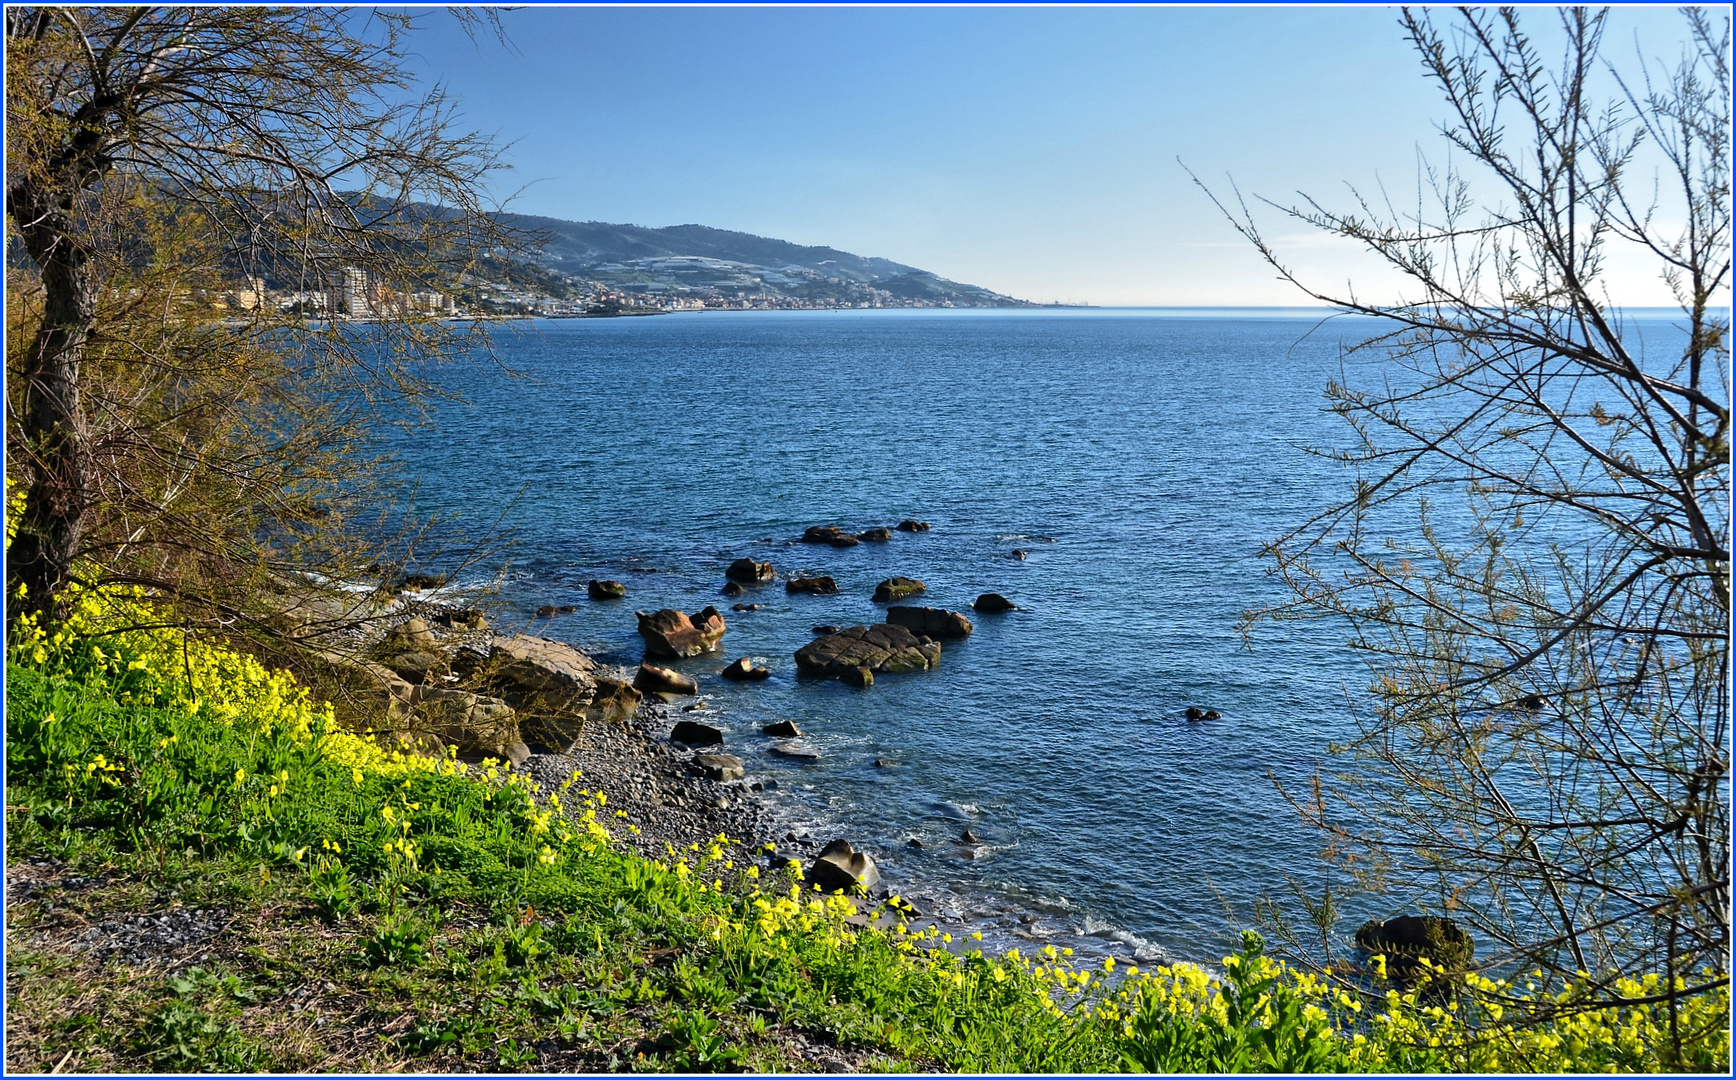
[1208,5,1730,1013]
[5,6,514,636]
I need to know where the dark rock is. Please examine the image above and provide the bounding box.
[682,700,709,712]
[726,557,776,583]
[872,757,897,768]
[587,579,627,600]
[635,663,698,697]
[786,576,839,595]
[857,527,894,542]
[763,720,803,737]
[1011,549,1028,560]
[812,625,843,635]
[769,743,822,761]
[692,753,744,782]
[809,839,880,894]
[536,604,578,617]
[962,829,981,845]
[906,837,924,849]
[871,576,927,603]
[1186,706,1205,721]
[1355,915,1475,983]
[797,624,940,678]
[730,602,762,612]
[636,607,727,658]
[433,608,489,631]
[720,657,771,682]
[1518,694,1546,710]
[894,519,931,533]
[802,525,862,548]
[670,719,724,747]
[398,572,447,592]
[721,581,746,597]
[840,666,874,688]
[973,592,1017,613]
[1204,709,1221,720]
[885,606,973,640]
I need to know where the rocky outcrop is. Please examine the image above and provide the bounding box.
[488,634,598,701]
[635,663,698,698]
[587,579,627,600]
[786,577,839,596]
[886,606,973,640]
[636,607,727,658]
[809,839,880,894]
[802,525,861,548]
[416,689,526,765]
[385,617,437,651]
[1355,916,1474,983]
[720,658,771,682]
[726,558,775,583]
[670,719,725,747]
[895,519,930,533]
[972,593,1016,613]
[871,576,926,603]
[857,527,893,543]
[795,624,940,678]
[692,753,744,781]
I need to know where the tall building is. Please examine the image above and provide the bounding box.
[330,267,370,318]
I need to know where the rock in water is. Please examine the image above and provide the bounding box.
[811,625,843,635]
[1011,549,1028,560]
[762,720,802,737]
[721,581,745,597]
[802,525,861,548]
[636,607,727,658]
[587,579,627,600]
[885,605,973,640]
[720,657,771,682]
[871,576,927,603]
[536,604,577,618]
[786,577,839,595]
[670,719,724,747]
[730,602,762,612]
[973,592,1017,613]
[840,666,874,688]
[726,557,775,582]
[795,624,940,678]
[857,527,893,542]
[894,519,930,532]
[809,839,880,894]
[769,742,822,761]
[1354,916,1474,983]
[692,753,744,781]
[635,663,698,697]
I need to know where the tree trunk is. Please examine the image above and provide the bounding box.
[7,183,95,632]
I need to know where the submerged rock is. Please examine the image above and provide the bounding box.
[637,607,727,658]
[894,519,931,532]
[802,525,861,548]
[795,624,940,678]
[587,579,627,600]
[769,742,822,761]
[972,592,1017,613]
[535,604,578,618]
[857,527,894,543]
[786,576,839,595]
[721,581,745,597]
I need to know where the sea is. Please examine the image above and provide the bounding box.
[373,306,1690,967]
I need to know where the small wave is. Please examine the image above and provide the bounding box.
[1080,915,1168,963]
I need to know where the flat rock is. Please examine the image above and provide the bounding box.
[637,607,727,658]
[786,576,839,595]
[894,519,930,532]
[872,576,927,603]
[536,604,578,617]
[972,592,1017,613]
[769,742,822,761]
[692,753,744,782]
[795,624,940,678]
[802,525,861,548]
[886,605,973,640]
[486,634,599,706]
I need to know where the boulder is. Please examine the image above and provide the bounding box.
[871,576,927,603]
[587,579,627,600]
[536,604,577,617]
[770,743,822,761]
[721,581,746,597]
[585,677,641,723]
[796,624,940,678]
[726,558,776,583]
[692,753,745,782]
[730,602,763,612]
[972,593,1017,613]
[385,617,437,651]
[670,719,724,746]
[786,577,839,596]
[841,666,874,688]
[762,720,802,738]
[415,688,523,763]
[802,525,861,548]
[886,606,973,640]
[635,662,698,697]
[1185,706,1222,721]
[894,519,931,533]
[433,608,489,631]
[1011,549,1028,560]
[857,527,894,542]
[809,839,881,894]
[637,607,727,658]
[484,634,600,710]
[872,757,897,768]
[720,657,771,682]
[1355,916,1475,983]
[382,650,447,685]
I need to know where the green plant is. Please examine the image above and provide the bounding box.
[365,918,433,969]
[661,1008,742,1070]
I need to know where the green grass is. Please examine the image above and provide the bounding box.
[5,623,1729,1073]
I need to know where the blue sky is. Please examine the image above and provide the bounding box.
[399,5,1705,306]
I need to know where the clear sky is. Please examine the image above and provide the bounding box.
[398,4,1707,306]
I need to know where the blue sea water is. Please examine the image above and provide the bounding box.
[376,307,1685,964]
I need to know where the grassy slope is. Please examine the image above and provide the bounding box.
[4,622,1728,1074]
